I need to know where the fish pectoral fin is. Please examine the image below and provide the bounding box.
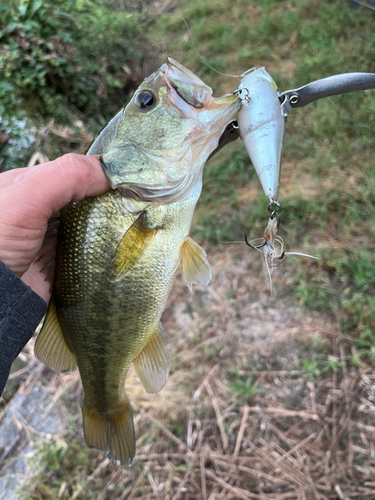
[181,236,212,291]
[82,398,135,467]
[34,296,77,372]
[109,210,158,280]
[133,326,170,394]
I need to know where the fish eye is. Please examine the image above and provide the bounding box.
[135,91,157,110]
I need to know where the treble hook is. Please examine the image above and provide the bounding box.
[244,234,267,249]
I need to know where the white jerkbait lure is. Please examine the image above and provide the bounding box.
[236,68,317,290]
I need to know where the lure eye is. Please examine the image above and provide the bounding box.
[135,91,157,110]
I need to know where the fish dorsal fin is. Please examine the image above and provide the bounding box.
[133,325,170,394]
[181,236,212,291]
[109,210,158,280]
[34,296,77,372]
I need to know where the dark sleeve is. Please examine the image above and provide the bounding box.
[0,261,48,396]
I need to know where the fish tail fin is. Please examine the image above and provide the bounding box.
[82,398,135,467]
[82,403,108,451]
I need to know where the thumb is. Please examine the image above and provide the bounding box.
[1,154,110,220]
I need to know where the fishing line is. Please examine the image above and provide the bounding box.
[219,241,245,244]
[179,15,255,79]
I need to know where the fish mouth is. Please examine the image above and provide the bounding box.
[118,177,194,204]
[160,57,213,108]
[211,94,240,105]
[161,58,240,110]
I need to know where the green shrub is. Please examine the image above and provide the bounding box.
[0,0,147,170]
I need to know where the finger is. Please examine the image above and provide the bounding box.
[21,260,52,304]
[0,154,110,277]
[0,161,63,189]
[0,168,25,189]
[3,154,110,219]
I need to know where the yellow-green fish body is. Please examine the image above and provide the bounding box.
[35,59,240,465]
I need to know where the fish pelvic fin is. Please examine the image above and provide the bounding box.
[34,296,77,372]
[181,236,212,291]
[133,325,170,394]
[82,398,135,467]
[109,210,158,280]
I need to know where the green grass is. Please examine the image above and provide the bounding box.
[300,334,344,379]
[17,433,102,499]
[147,0,375,347]
[228,376,265,403]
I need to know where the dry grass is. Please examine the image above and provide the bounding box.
[1,247,375,499]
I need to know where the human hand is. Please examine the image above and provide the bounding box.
[0,154,110,303]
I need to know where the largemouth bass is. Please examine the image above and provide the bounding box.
[35,59,240,465]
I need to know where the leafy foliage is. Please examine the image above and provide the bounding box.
[0,0,145,119]
[0,0,147,170]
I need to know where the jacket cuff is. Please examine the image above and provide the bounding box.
[0,260,48,340]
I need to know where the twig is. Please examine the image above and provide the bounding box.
[352,422,375,434]
[205,381,228,451]
[200,450,207,500]
[193,364,219,399]
[7,364,33,380]
[126,465,150,500]
[205,469,263,500]
[141,411,187,449]
[57,481,67,499]
[96,469,124,500]
[171,468,191,500]
[212,457,289,486]
[275,432,317,464]
[86,457,110,482]
[246,406,320,420]
[335,485,349,500]
[233,405,249,459]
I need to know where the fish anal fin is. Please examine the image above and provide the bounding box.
[181,236,212,291]
[82,399,135,467]
[109,211,158,280]
[34,297,77,373]
[133,326,170,394]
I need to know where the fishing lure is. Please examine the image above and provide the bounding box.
[234,68,318,290]
[215,70,375,288]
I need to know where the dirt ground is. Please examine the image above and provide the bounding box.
[1,244,375,500]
